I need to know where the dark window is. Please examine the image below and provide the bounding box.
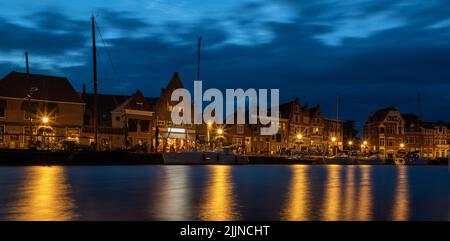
[0,100,5,117]
[115,116,120,121]
[128,119,137,132]
[140,120,150,132]
[0,125,4,143]
[23,102,38,119]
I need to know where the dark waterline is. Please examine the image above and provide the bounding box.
[0,165,448,221]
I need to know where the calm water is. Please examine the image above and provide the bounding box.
[0,165,448,221]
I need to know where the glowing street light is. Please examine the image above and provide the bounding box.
[297,134,302,140]
[363,140,368,146]
[331,137,336,142]
[42,116,49,124]
[217,128,223,135]
[400,143,405,148]
[348,141,353,146]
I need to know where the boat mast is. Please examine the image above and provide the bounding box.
[197,37,201,81]
[195,37,201,151]
[25,52,32,144]
[91,16,99,149]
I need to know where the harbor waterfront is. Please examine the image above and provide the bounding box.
[0,165,447,221]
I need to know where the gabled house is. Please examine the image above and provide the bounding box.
[153,72,196,152]
[0,71,84,148]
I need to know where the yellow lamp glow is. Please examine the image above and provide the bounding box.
[331,137,336,142]
[217,129,223,135]
[400,143,405,148]
[42,116,49,124]
[363,141,368,145]
[348,141,353,145]
[297,134,302,139]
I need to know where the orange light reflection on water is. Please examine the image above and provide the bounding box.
[392,166,409,221]
[199,165,240,221]
[8,166,77,221]
[281,165,310,220]
[323,165,342,220]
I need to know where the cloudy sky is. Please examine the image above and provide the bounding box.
[1,0,450,131]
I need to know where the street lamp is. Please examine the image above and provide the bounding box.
[42,116,49,124]
[331,137,337,156]
[348,141,353,157]
[27,87,39,147]
[207,121,212,150]
[400,143,405,149]
[217,128,223,135]
[296,134,303,152]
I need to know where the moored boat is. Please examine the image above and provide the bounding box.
[162,151,205,164]
[394,150,429,165]
[357,157,386,165]
[357,152,386,165]
[162,148,249,165]
[321,155,355,165]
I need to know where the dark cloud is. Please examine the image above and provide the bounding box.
[1,0,450,132]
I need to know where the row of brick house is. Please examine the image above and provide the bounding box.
[363,107,450,159]
[0,70,343,154]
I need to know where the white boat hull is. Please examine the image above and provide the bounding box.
[204,152,249,164]
[395,158,428,165]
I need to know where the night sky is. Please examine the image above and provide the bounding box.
[1,0,450,132]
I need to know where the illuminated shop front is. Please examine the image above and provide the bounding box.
[156,127,196,152]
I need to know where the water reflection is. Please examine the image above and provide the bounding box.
[281,165,310,220]
[392,166,409,221]
[323,165,342,220]
[199,165,240,220]
[8,166,76,221]
[357,166,372,220]
[343,166,356,219]
[153,166,193,220]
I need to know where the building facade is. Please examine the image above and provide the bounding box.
[364,107,449,159]
[0,71,84,149]
[1,71,348,155]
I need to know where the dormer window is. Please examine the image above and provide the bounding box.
[136,102,143,110]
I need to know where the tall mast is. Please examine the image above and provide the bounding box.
[91,16,98,149]
[196,37,201,80]
[25,52,29,74]
[25,52,32,145]
[336,94,339,121]
[195,37,201,151]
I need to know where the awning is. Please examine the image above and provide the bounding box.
[160,132,195,140]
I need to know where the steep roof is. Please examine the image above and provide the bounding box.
[279,97,300,119]
[83,92,159,126]
[112,90,153,112]
[367,107,397,123]
[309,105,321,117]
[402,113,419,126]
[83,93,129,126]
[0,71,83,103]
